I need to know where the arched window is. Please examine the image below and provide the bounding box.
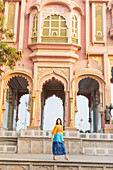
[95,5,103,41]
[31,14,38,43]
[42,15,68,43]
[6,4,15,40]
[72,16,78,44]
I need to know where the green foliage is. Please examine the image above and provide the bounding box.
[0,0,21,75]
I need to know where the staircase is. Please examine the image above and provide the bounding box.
[0,154,113,169]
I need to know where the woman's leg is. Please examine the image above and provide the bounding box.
[53,155,56,160]
[64,154,69,160]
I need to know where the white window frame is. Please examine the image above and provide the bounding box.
[42,15,68,37]
[72,16,78,38]
[92,3,106,43]
[29,10,38,44]
[4,2,19,42]
[71,11,81,45]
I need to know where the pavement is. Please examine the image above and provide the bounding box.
[0,154,112,163]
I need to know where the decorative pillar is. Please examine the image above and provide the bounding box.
[86,0,89,52]
[99,92,104,129]
[16,101,20,123]
[74,91,78,128]
[69,96,74,127]
[41,91,44,130]
[36,90,41,128]
[27,90,31,112]
[31,96,36,126]
[18,0,26,51]
[65,91,69,127]
[95,90,99,132]
[11,89,16,130]
[1,88,8,126]
[74,91,78,113]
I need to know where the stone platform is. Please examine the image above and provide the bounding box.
[1,130,113,156]
[0,154,113,170]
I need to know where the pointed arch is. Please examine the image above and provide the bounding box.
[39,72,69,91]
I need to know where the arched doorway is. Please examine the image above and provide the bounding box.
[16,94,30,130]
[75,95,90,132]
[3,76,30,130]
[77,77,100,132]
[40,77,65,130]
[43,95,63,130]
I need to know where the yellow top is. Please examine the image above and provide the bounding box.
[51,125,63,136]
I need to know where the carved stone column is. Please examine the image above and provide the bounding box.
[27,90,31,113]
[74,91,78,114]
[31,96,36,126]
[41,91,45,130]
[65,91,69,127]
[36,90,41,127]
[99,92,104,129]
[69,96,74,127]
[0,87,8,127]
[95,90,99,132]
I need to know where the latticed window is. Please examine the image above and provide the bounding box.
[6,4,15,40]
[95,5,103,41]
[72,16,78,44]
[42,15,68,43]
[31,14,38,43]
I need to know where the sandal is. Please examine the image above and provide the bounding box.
[64,156,69,160]
[53,156,56,160]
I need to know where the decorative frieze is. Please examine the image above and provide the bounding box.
[37,67,70,80]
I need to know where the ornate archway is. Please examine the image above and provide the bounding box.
[74,76,104,132]
[78,78,99,132]
[40,77,65,129]
[1,74,32,130]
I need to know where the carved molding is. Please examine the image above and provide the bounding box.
[37,67,70,81]
[92,56,102,71]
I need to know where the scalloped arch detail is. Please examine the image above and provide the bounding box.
[39,72,68,91]
[45,94,64,103]
[3,73,32,90]
[42,77,64,88]
[74,75,103,93]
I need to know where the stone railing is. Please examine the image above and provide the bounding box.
[0,130,113,155]
[0,144,17,153]
[0,129,113,140]
[82,147,113,156]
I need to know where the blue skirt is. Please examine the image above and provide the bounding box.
[52,141,66,155]
[52,133,66,155]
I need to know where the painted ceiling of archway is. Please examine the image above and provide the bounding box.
[79,78,99,93]
[42,78,64,102]
[43,78,64,90]
[8,76,29,93]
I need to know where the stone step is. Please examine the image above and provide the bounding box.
[0,154,113,170]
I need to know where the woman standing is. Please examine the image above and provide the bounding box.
[51,118,68,160]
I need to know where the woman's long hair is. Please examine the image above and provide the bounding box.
[56,118,62,125]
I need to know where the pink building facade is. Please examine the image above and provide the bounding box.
[1,0,113,132]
